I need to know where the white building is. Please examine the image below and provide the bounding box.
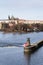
[0,19,18,24]
[19,19,43,24]
[0,19,43,24]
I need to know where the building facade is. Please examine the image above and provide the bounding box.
[0,19,43,24]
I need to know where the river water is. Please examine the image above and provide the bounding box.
[0,32,43,65]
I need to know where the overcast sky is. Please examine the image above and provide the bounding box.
[0,0,43,20]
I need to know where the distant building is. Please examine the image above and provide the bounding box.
[0,18,43,25]
[19,19,43,24]
[0,19,18,24]
[0,22,2,29]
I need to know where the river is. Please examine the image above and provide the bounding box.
[0,32,43,65]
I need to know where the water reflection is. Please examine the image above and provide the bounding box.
[24,52,31,65]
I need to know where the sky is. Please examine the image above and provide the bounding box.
[0,0,43,20]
